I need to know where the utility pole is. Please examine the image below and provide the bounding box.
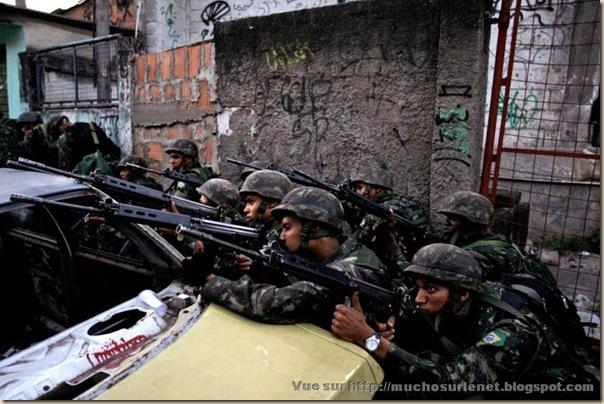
[95,0,111,102]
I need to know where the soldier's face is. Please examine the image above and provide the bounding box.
[243,195,263,224]
[414,277,450,314]
[169,153,184,169]
[353,182,380,200]
[58,118,71,134]
[443,214,464,235]
[200,194,211,205]
[279,215,303,253]
[119,168,132,181]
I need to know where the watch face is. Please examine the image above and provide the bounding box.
[366,337,379,352]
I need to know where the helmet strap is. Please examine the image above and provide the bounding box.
[299,221,311,251]
[449,229,460,245]
[257,199,269,216]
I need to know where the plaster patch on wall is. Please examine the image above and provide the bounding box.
[217,107,239,136]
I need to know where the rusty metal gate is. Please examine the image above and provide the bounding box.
[482,0,601,338]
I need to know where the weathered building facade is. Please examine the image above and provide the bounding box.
[133,0,491,218]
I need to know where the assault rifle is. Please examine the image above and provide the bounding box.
[176,224,416,322]
[8,158,220,220]
[10,195,259,247]
[125,163,207,188]
[227,158,420,234]
[227,158,321,188]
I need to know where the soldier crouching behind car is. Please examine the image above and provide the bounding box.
[199,186,391,328]
[330,243,599,399]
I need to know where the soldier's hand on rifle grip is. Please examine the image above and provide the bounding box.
[331,292,375,346]
[234,253,253,271]
[194,240,205,254]
[377,315,396,341]
[169,201,180,214]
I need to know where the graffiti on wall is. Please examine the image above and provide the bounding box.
[265,40,314,71]
[252,75,333,172]
[491,0,555,26]
[161,3,183,49]
[97,114,120,145]
[201,1,232,40]
[497,90,539,128]
[438,85,473,98]
[190,0,337,43]
[435,105,470,157]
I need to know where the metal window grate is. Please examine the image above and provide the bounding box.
[483,0,601,338]
[32,35,121,110]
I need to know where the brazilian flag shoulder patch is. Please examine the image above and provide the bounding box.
[481,331,507,347]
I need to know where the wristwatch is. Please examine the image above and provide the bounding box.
[364,332,381,352]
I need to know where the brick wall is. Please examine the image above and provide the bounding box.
[131,42,217,171]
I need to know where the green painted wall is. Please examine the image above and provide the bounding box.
[0,22,26,118]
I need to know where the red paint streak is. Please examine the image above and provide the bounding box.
[86,335,149,367]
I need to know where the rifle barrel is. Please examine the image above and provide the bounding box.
[10,194,103,213]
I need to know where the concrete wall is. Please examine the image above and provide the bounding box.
[131,42,217,170]
[214,0,488,212]
[143,0,359,53]
[486,0,600,239]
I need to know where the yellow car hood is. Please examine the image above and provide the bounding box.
[99,304,383,400]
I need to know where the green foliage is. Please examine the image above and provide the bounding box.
[539,228,600,254]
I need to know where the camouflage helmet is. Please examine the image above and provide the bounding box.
[17,111,43,124]
[117,155,148,169]
[438,191,494,225]
[165,139,199,158]
[239,169,293,201]
[196,178,240,211]
[404,243,483,292]
[240,160,270,181]
[350,166,393,190]
[271,187,346,234]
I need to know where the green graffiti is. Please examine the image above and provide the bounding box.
[161,3,181,49]
[265,40,314,71]
[497,90,539,128]
[435,105,470,156]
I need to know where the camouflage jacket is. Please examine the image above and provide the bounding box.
[380,282,591,399]
[166,164,216,201]
[451,230,524,281]
[201,237,390,327]
[352,191,433,280]
[0,118,20,167]
[22,124,60,167]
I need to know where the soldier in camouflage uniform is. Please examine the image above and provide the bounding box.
[1,112,43,166]
[116,155,163,191]
[438,191,525,282]
[15,112,43,140]
[331,243,597,399]
[197,178,243,221]
[22,115,71,167]
[201,186,391,327]
[0,113,19,167]
[164,139,216,200]
[350,166,434,280]
[182,178,247,282]
[230,169,293,278]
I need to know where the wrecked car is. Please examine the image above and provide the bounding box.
[0,167,383,400]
